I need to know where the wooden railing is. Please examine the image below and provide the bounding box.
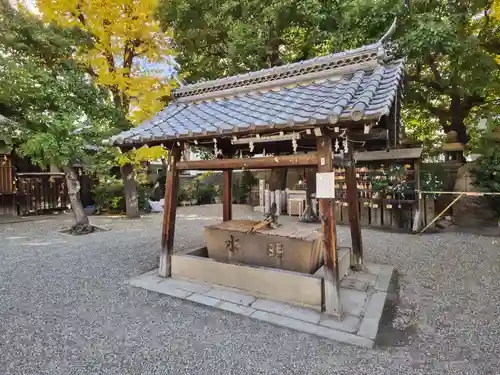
[16,173,69,215]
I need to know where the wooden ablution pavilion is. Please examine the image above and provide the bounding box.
[113,20,410,336]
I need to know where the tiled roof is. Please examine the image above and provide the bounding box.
[112,21,403,146]
[172,43,385,101]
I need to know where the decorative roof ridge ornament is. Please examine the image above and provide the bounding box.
[378,17,397,45]
[376,17,397,63]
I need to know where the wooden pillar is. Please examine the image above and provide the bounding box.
[317,136,343,318]
[345,145,363,270]
[159,146,181,278]
[223,170,232,221]
[413,160,422,232]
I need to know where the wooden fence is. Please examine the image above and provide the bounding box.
[16,173,69,215]
[332,196,436,231]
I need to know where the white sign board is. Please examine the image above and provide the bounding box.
[316,172,336,198]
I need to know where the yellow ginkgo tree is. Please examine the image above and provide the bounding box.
[35,0,177,124]
[35,0,178,218]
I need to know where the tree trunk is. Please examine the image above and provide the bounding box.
[121,163,140,218]
[305,168,316,202]
[63,165,89,226]
[268,168,287,191]
[449,97,468,145]
[449,118,468,145]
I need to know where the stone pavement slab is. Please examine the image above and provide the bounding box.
[127,261,393,349]
[251,310,374,348]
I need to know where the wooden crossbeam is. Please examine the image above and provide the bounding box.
[176,154,318,171]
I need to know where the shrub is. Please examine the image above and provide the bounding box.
[177,174,220,204]
[195,183,218,204]
[472,121,500,214]
[93,179,125,213]
[474,146,500,214]
[239,170,257,203]
[232,183,246,203]
[177,184,192,202]
[420,164,446,199]
[92,178,152,214]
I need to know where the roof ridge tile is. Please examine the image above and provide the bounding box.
[174,43,384,100]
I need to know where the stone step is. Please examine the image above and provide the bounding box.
[313,247,351,281]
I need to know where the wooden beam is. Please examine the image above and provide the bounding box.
[223,170,232,221]
[316,136,343,318]
[350,128,387,141]
[354,147,423,162]
[176,154,318,171]
[177,146,420,172]
[345,144,363,270]
[160,146,181,278]
[117,121,394,150]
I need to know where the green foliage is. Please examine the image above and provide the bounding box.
[116,145,169,171]
[93,177,152,214]
[241,170,257,189]
[177,172,220,204]
[237,170,257,203]
[93,179,125,213]
[177,184,192,202]
[192,147,213,160]
[231,183,246,203]
[333,0,500,148]
[420,164,446,199]
[473,121,500,213]
[0,1,122,170]
[371,165,412,197]
[474,147,500,213]
[158,0,499,153]
[194,183,219,204]
[157,0,341,81]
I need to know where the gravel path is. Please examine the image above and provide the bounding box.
[0,204,499,374]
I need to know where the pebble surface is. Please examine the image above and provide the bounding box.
[0,204,499,374]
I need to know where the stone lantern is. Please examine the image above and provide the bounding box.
[441,131,465,165]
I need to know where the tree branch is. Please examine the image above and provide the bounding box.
[406,73,446,94]
[407,90,450,123]
[461,94,486,112]
[478,1,493,39]
[75,2,86,27]
[123,43,136,71]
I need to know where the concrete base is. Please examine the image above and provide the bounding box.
[171,247,323,309]
[128,255,393,348]
[313,246,351,281]
[170,246,351,309]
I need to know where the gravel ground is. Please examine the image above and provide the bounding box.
[0,204,499,375]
